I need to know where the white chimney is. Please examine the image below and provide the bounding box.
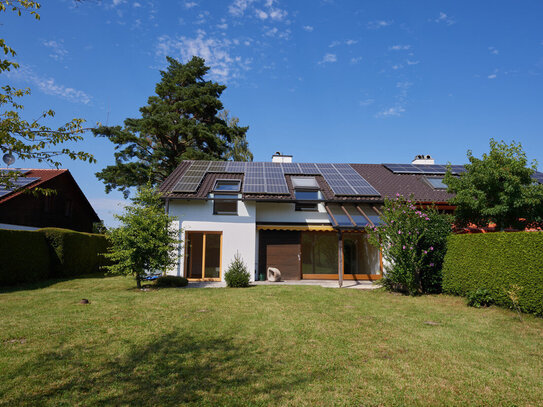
[271,152,293,163]
[411,154,435,165]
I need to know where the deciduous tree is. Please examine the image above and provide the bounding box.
[444,139,543,230]
[0,1,94,187]
[103,186,179,288]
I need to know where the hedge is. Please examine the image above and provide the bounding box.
[0,229,51,285]
[0,228,108,286]
[442,232,543,316]
[39,228,109,278]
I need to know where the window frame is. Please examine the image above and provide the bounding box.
[212,193,239,215]
[424,176,448,190]
[213,179,241,192]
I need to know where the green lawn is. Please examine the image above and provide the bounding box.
[1,276,542,406]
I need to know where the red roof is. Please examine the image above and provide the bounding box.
[0,169,68,204]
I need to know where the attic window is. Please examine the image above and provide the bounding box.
[293,176,320,211]
[214,180,241,192]
[425,177,447,189]
[291,176,319,189]
[213,194,238,215]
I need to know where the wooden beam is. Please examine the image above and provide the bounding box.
[338,231,343,288]
[325,205,338,226]
[356,205,373,227]
[341,205,357,227]
[372,205,383,216]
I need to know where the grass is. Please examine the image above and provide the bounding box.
[1,276,542,406]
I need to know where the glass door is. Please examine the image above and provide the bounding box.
[186,232,222,280]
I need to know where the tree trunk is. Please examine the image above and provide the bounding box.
[136,276,141,289]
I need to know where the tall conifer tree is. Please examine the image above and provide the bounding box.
[94,56,251,197]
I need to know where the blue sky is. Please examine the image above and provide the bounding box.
[4,0,543,225]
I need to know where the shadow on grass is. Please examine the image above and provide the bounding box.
[7,331,322,406]
[0,273,109,294]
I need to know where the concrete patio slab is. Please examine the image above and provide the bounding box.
[187,280,378,289]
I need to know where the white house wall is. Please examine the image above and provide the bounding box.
[168,199,256,281]
[255,202,330,224]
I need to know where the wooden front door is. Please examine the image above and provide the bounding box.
[260,230,301,280]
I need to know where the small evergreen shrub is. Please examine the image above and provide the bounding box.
[155,275,188,287]
[467,289,494,308]
[224,253,250,288]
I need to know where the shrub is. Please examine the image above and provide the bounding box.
[39,228,109,278]
[155,275,188,288]
[442,232,543,316]
[366,195,453,295]
[0,229,50,285]
[467,289,494,308]
[224,253,250,288]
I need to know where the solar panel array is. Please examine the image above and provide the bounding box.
[0,171,40,198]
[384,163,467,175]
[173,161,380,196]
[533,172,543,184]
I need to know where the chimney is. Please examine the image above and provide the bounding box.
[271,152,293,163]
[411,154,435,165]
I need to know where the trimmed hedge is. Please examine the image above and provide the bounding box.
[39,228,109,278]
[442,232,543,316]
[0,229,50,285]
[0,228,108,286]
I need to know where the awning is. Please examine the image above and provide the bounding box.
[256,224,335,232]
[325,204,382,229]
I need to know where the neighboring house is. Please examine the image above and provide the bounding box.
[159,153,466,284]
[0,168,100,233]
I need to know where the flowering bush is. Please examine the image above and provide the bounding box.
[366,195,453,295]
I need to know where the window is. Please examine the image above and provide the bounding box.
[213,194,238,215]
[425,177,447,189]
[293,177,321,211]
[186,232,222,280]
[295,190,320,201]
[214,180,241,192]
[64,200,73,217]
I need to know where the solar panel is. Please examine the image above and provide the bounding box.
[385,163,467,175]
[533,172,543,184]
[0,176,40,197]
[172,161,380,196]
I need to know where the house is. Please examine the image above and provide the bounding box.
[159,153,466,285]
[0,168,100,233]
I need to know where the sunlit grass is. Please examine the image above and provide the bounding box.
[0,276,542,406]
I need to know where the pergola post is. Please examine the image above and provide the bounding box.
[338,230,343,288]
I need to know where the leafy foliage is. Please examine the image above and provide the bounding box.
[366,195,453,295]
[155,275,188,288]
[442,231,543,316]
[224,253,251,288]
[467,289,494,308]
[103,187,179,288]
[93,56,252,197]
[0,1,94,189]
[444,139,543,230]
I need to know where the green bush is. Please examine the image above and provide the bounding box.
[0,229,50,285]
[442,232,543,316]
[39,228,109,278]
[467,289,494,308]
[155,275,188,288]
[366,196,453,295]
[224,253,250,288]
